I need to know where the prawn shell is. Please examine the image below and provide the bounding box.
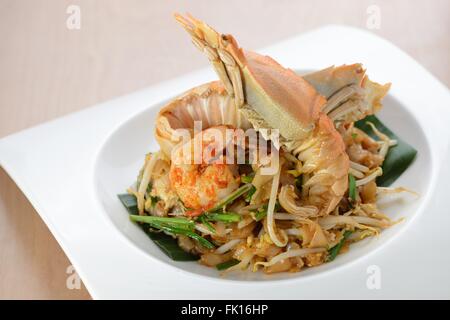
[240,51,326,141]
[304,64,391,123]
[155,81,252,158]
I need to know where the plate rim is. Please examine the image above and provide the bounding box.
[1,24,450,299]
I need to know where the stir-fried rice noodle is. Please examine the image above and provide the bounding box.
[266,163,288,247]
[130,88,412,274]
[215,239,242,254]
[254,248,326,268]
[136,152,160,214]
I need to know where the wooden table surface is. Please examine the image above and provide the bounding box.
[0,0,448,299]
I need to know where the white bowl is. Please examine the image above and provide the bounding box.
[93,74,431,282]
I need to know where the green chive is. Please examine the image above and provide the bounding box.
[327,230,353,261]
[160,226,214,249]
[133,219,193,234]
[253,201,281,221]
[199,215,216,233]
[244,185,256,202]
[348,173,356,201]
[254,209,267,221]
[207,183,254,213]
[130,215,193,228]
[183,230,215,249]
[204,212,242,223]
[241,173,255,183]
[144,220,214,249]
[216,259,240,271]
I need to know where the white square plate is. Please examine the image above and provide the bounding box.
[1,25,450,299]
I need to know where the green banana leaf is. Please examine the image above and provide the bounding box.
[354,115,417,187]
